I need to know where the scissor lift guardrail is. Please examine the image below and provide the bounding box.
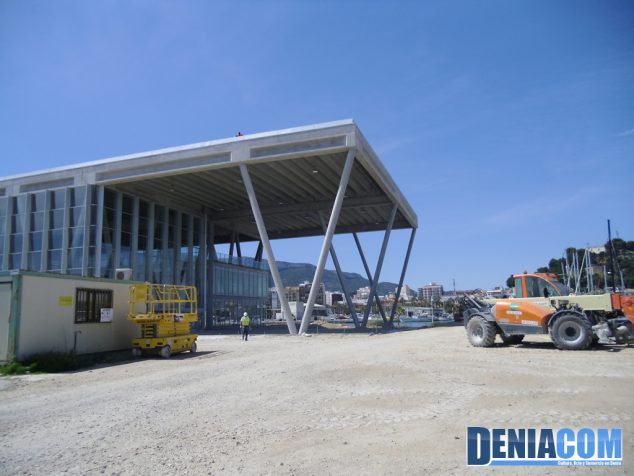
[127,284,198,358]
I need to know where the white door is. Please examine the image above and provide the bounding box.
[0,282,12,362]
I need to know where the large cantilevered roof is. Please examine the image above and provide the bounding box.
[0,120,417,244]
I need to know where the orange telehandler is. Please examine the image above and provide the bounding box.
[463,272,634,350]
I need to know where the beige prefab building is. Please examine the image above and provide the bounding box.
[0,271,137,362]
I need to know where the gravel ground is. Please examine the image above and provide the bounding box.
[1,326,632,475]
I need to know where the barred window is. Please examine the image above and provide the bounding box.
[75,288,113,323]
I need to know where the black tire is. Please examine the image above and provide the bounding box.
[501,334,525,345]
[550,312,593,350]
[190,342,197,353]
[466,315,496,347]
[160,345,172,359]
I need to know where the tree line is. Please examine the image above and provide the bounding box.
[506,239,634,291]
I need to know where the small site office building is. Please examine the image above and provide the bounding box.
[0,120,418,358]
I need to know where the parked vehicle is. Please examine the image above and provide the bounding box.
[463,273,634,350]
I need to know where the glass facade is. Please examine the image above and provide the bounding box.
[0,185,269,326]
[211,254,269,325]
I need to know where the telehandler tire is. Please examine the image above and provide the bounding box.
[466,315,496,347]
[550,312,593,350]
[501,334,524,345]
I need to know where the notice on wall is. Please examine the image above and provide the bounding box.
[58,296,73,307]
[100,308,114,323]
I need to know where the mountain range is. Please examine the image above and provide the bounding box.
[275,260,400,296]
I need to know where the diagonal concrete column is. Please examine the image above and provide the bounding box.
[362,205,397,326]
[319,214,359,328]
[352,232,387,324]
[390,227,417,323]
[240,163,297,335]
[299,149,356,334]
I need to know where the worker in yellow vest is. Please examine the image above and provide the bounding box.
[240,312,250,341]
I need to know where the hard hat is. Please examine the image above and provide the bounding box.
[243,312,248,316]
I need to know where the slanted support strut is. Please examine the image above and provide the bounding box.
[390,227,417,323]
[361,204,398,327]
[299,149,356,334]
[352,234,386,325]
[240,164,297,335]
[318,213,360,328]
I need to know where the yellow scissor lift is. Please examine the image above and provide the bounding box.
[127,283,199,359]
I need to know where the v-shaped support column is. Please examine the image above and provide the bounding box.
[390,227,417,323]
[319,214,360,328]
[299,149,356,334]
[361,204,398,327]
[352,233,387,325]
[240,164,297,335]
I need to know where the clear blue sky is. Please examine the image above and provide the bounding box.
[1,0,632,290]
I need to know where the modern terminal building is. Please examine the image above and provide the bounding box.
[0,120,417,339]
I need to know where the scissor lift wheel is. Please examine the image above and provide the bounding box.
[160,345,172,359]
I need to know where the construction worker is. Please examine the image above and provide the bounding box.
[240,311,250,341]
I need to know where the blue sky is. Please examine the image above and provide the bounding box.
[1,0,632,290]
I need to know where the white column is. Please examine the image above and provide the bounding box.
[299,149,355,334]
[240,163,297,335]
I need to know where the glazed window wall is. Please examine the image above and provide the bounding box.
[0,186,91,274]
[27,192,45,271]
[101,189,116,278]
[0,186,271,328]
[9,195,27,269]
[67,187,86,275]
[95,189,201,286]
[211,258,269,326]
[0,196,7,264]
[47,190,66,272]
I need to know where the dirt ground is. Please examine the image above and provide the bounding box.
[1,326,632,475]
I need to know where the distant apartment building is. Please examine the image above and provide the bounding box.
[354,286,371,301]
[418,283,444,301]
[270,282,326,309]
[325,291,344,307]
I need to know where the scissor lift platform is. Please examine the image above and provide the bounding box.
[127,284,198,358]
